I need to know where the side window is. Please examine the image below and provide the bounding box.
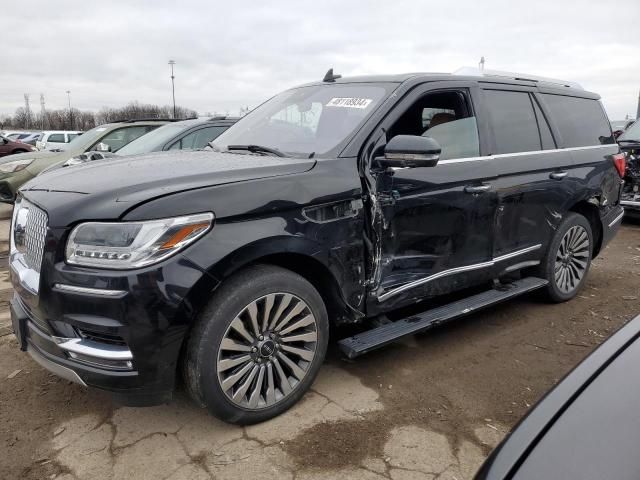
[97,125,157,152]
[484,90,541,154]
[48,134,65,143]
[541,94,614,147]
[531,96,556,150]
[169,126,227,150]
[388,90,480,161]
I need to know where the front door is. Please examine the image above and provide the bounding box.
[368,83,497,310]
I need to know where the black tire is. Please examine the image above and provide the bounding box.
[537,212,593,302]
[183,264,329,424]
[12,149,27,154]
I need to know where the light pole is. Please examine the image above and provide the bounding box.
[66,90,73,130]
[168,60,176,119]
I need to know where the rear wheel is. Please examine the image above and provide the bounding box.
[183,265,328,424]
[538,213,593,302]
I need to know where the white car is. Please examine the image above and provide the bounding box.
[36,131,82,151]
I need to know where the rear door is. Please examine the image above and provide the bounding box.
[480,85,571,267]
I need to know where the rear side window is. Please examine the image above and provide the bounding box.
[541,94,614,147]
[47,134,65,143]
[484,90,541,154]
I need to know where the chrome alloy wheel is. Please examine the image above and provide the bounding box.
[554,225,590,294]
[216,293,318,410]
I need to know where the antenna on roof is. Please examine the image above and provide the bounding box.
[323,68,342,82]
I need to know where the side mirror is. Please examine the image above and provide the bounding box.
[95,142,111,152]
[377,135,441,169]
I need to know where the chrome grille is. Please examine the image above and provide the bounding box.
[15,200,48,273]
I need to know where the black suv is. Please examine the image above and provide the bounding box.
[9,69,624,424]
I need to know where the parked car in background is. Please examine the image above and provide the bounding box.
[44,116,237,172]
[618,120,640,218]
[475,313,640,480]
[611,119,635,139]
[0,119,170,201]
[6,132,29,141]
[35,131,82,151]
[8,68,624,424]
[19,133,43,146]
[0,135,37,157]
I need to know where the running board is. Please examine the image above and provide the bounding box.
[338,277,548,358]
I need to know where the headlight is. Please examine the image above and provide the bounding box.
[0,159,34,173]
[66,213,214,269]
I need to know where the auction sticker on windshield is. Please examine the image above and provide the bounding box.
[326,98,373,109]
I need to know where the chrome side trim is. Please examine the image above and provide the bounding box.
[53,336,133,361]
[438,144,616,165]
[608,210,625,228]
[494,244,543,262]
[621,200,640,208]
[378,244,542,302]
[53,284,127,298]
[27,345,87,387]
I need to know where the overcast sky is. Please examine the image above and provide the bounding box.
[2,0,639,120]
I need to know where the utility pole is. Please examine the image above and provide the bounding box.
[66,90,73,130]
[479,56,486,72]
[168,60,176,119]
[636,89,640,120]
[40,93,46,130]
[23,94,31,129]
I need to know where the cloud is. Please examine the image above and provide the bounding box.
[2,0,639,119]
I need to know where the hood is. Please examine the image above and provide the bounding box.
[20,149,316,224]
[0,149,61,166]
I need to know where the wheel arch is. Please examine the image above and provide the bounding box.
[568,200,603,257]
[186,236,364,330]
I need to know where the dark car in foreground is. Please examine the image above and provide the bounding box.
[43,116,238,172]
[9,68,624,424]
[476,313,640,480]
[618,121,640,218]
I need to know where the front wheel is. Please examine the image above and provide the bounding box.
[183,265,329,424]
[538,212,593,302]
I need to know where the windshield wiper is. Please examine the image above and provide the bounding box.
[226,144,288,157]
[618,139,640,144]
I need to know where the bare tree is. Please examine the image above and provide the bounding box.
[2,102,197,131]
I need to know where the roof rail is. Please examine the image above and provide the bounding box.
[109,118,186,123]
[453,67,583,90]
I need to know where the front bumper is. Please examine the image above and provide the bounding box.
[621,199,640,218]
[10,251,218,406]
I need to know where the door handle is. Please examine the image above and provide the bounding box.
[550,171,568,180]
[464,184,491,194]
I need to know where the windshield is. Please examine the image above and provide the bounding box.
[212,83,390,157]
[619,121,639,141]
[65,124,116,150]
[117,123,188,156]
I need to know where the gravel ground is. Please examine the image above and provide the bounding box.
[1,201,639,480]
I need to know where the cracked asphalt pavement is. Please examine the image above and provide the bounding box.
[1,203,639,480]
